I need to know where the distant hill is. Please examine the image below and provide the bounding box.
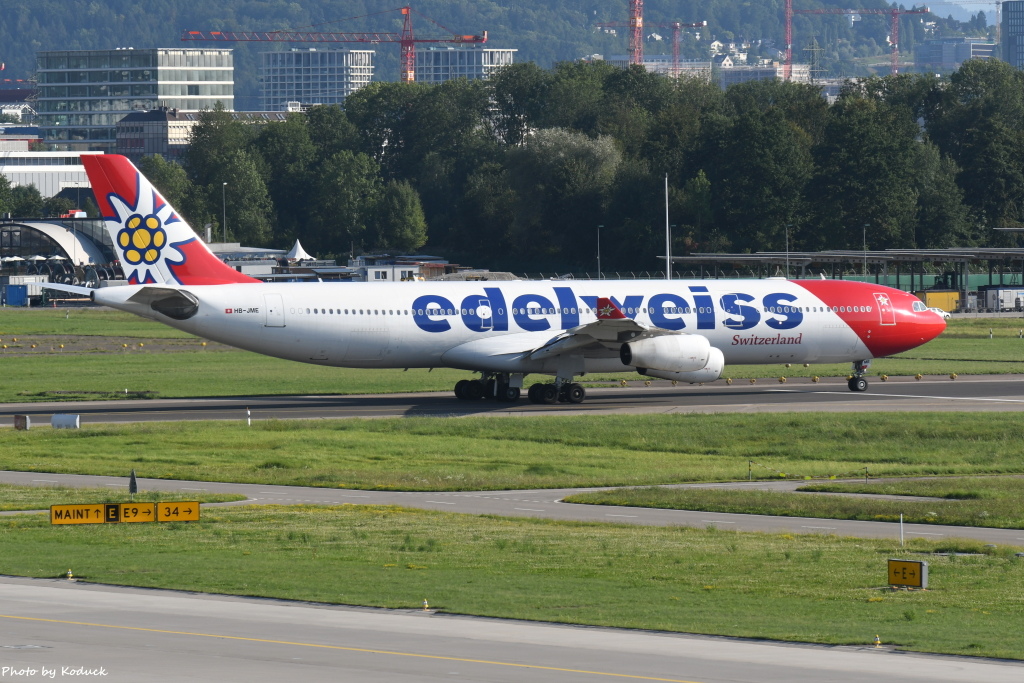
[0,0,990,107]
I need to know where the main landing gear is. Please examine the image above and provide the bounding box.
[452,373,587,404]
[454,373,521,402]
[847,359,871,392]
[526,381,586,405]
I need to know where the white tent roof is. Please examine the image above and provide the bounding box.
[285,240,314,261]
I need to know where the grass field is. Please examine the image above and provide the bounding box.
[4,414,1024,491]
[3,503,1024,659]
[565,477,1024,529]
[2,309,1024,402]
[3,457,1022,662]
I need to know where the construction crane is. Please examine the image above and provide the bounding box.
[181,6,487,83]
[595,0,646,65]
[784,1,930,79]
[596,0,705,75]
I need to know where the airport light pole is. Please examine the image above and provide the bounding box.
[863,223,868,280]
[222,182,228,243]
[785,223,791,279]
[597,225,603,280]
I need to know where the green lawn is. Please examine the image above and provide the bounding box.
[565,477,1024,529]
[2,504,1022,659]
[0,307,193,338]
[4,414,1024,491]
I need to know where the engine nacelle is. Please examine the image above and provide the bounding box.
[619,334,711,373]
[637,347,724,383]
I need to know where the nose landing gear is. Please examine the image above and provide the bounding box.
[848,359,872,392]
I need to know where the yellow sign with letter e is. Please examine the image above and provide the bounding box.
[118,503,156,523]
[888,559,928,589]
[50,502,199,525]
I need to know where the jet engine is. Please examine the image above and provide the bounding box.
[619,334,711,373]
[637,347,724,383]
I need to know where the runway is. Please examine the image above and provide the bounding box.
[2,577,1021,683]
[2,375,1024,426]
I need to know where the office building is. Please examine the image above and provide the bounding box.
[115,108,293,161]
[1004,1,1024,68]
[918,38,997,71]
[35,48,233,151]
[414,46,515,84]
[260,49,373,110]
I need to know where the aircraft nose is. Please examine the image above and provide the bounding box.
[918,311,947,343]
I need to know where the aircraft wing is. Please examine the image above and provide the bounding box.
[441,297,691,370]
[528,297,683,360]
[40,282,94,297]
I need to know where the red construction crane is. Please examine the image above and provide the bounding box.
[595,0,646,65]
[181,6,487,83]
[784,3,930,79]
[596,0,705,75]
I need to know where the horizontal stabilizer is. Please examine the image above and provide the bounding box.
[40,282,93,297]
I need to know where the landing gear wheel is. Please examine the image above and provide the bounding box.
[848,377,868,392]
[565,383,586,404]
[463,380,485,400]
[454,379,470,400]
[498,386,521,402]
[527,383,544,404]
[539,384,559,405]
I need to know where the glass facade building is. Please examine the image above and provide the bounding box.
[35,48,233,151]
[414,47,516,84]
[260,49,374,110]
[1004,1,1024,68]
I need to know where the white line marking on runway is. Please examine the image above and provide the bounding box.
[103,484,124,487]
[32,480,58,483]
[907,532,943,536]
[181,487,206,491]
[815,391,1024,403]
[801,526,837,530]
[514,508,545,512]
[606,514,637,518]
[337,494,369,498]
[425,501,456,505]
[702,520,736,524]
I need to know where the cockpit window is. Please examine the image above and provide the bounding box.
[912,301,927,312]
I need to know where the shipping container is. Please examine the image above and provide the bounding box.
[914,290,960,312]
[977,285,1024,312]
[4,284,28,306]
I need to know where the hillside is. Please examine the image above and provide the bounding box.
[0,0,992,106]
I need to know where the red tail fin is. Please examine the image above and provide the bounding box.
[84,154,259,286]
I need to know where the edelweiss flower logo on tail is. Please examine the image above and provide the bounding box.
[118,214,167,266]
[106,186,187,285]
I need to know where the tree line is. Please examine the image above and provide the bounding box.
[146,58,1024,273]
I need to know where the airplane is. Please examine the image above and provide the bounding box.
[43,154,946,405]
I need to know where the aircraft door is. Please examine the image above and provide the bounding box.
[475,299,493,331]
[264,294,285,327]
[873,292,897,326]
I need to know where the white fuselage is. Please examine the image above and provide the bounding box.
[94,278,894,375]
